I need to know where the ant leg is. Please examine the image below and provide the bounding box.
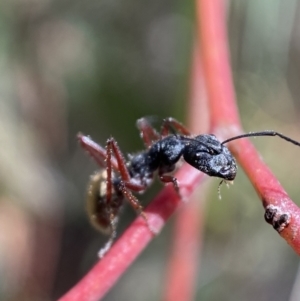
[78,133,118,170]
[105,137,115,205]
[118,181,155,234]
[98,213,119,258]
[106,137,132,182]
[136,117,161,148]
[93,137,118,258]
[107,138,156,232]
[160,117,191,137]
[159,173,181,197]
[107,137,152,191]
[106,137,149,193]
[106,138,154,232]
[105,137,148,237]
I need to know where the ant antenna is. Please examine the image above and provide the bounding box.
[221,130,300,147]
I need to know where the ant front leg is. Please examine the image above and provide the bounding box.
[160,117,191,137]
[106,137,132,182]
[136,117,161,148]
[107,138,155,233]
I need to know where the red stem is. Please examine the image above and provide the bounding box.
[232,138,300,250]
[198,0,240,129]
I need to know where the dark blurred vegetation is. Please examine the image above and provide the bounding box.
[1,0,300,300]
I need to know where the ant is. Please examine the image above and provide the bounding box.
[78,117,300,257]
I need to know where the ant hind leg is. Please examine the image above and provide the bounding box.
[98,213,119,258]
[78,133,118,170]
[160,117,191,137]
[136,117,161,148]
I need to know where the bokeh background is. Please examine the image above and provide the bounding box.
[1,0,300,300]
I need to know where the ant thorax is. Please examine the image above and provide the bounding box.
[126,152,154,188]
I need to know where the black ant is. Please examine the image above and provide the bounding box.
[78,117,300,257]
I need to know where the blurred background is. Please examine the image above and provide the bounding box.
[1,0,300,300]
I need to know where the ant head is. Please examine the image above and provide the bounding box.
[183,134,237,181]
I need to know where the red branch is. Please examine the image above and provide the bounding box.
[232,138,300,250]
[198,0,240,128]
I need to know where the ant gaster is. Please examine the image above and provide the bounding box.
[78,117,300,257]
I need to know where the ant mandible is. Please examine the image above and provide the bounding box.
[78,117,300,257]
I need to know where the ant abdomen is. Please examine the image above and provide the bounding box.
[86,170,123,235]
